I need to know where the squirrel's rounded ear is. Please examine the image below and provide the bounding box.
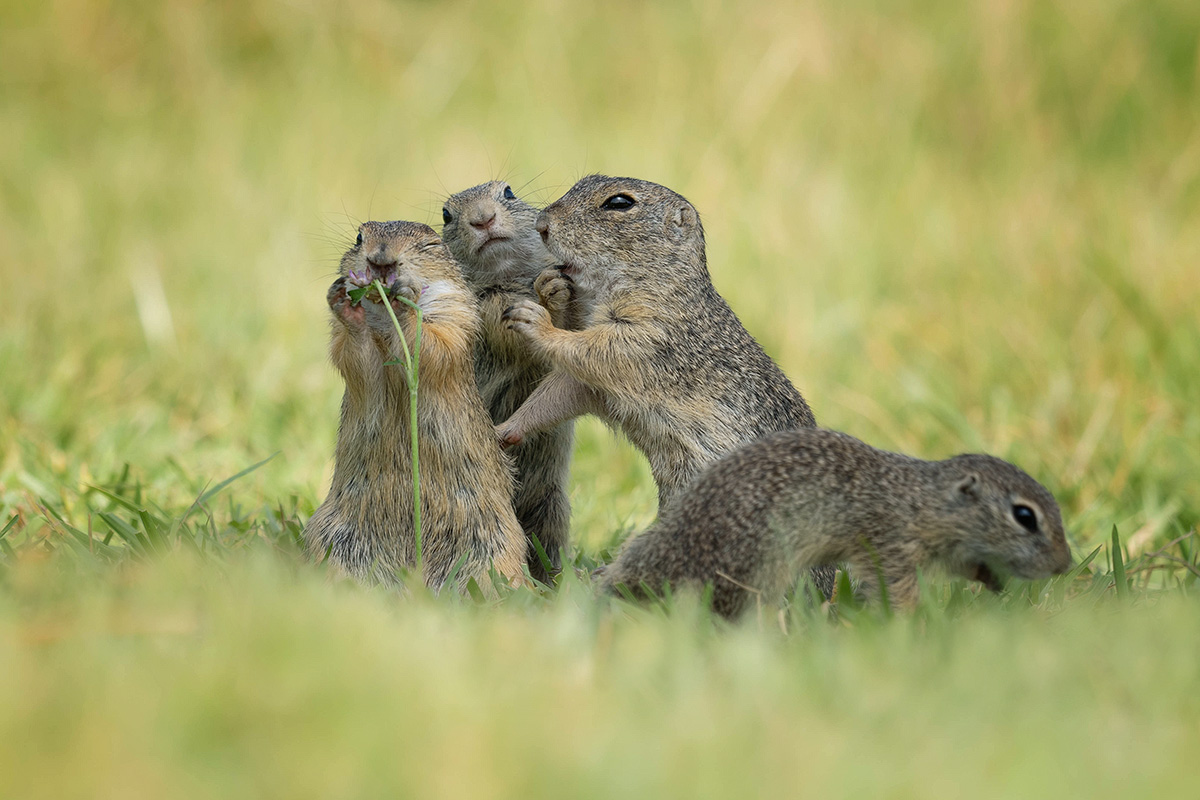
[667,205,697,238]
[955,473,981,499]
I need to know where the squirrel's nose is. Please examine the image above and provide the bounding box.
[535,211,550,243]
[366,249,396,269]
[469,213,496,231]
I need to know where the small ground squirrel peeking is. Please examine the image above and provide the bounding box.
[497,174,833,596]
[600,428,1072,620]
[304,220,527,591]
[442,181,577,582]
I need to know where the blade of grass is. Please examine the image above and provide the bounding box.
[442,551,472,594]
[194,453,279,509]
[1069,544,1104,578]
[38,504,119,558]
[138,509,168,550]
[159,455,278,543]
[614,581,640,603]
[98,511,148,554]
[529,532,553,578]
[1112,525,1129,599]
[89,485,150,516]
[465,576,485,603]
[835,568,860,612]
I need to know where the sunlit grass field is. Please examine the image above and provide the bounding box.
[1,0,1198,796]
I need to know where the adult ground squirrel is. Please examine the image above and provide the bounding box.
[304,220,527,590]
[442,181,577,582]
[498,175,818,505]
[600,428,1072,619]
[498,174,832,594]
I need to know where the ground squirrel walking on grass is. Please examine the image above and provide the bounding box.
[600,428,1072,619]
[442,181,577,582]
[304,220,527,591]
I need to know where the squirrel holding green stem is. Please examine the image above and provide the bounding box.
[304,220,527,591]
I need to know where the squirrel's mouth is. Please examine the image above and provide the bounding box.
[346,266,399,290]
[970,562,1006,593]
[476,235,511,254]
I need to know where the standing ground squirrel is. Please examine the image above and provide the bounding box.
[600,428,1073,619]
[498,175,818,505]
[304,220,527,590]
[497,175,832,594]
[442,181,577,582]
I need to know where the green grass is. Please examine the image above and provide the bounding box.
[1,0,1198,796]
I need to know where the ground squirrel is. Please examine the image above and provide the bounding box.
[497,174,832,594]
[600,428,1073,619]
[498,175,818,503]
[441,181,577,582]
[304,220,527,591]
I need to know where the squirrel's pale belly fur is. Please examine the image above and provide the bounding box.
[304,220,526,591]
[442,181,578,583]
[601,428,1073,619]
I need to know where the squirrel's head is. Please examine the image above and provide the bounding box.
[441,181,549,288]
[933,454,1072,589]
[340,220,462,289]
[536,175,707,299]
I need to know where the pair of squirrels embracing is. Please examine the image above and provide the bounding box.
[304,176,1071,618]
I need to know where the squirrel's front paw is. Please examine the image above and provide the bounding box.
[502,299,552,339]
[387,275,421,309]
[534,267,572,321]
[328,277,365,326]
[495,422,524,449]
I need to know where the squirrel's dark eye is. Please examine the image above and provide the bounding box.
[355,232,363,247]
[601,193,636,211]
[503,185,516,201]
[1012,504,1039,533]
[442,207,453,225]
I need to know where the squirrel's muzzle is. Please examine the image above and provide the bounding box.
[1053,547,1074,576]
[346,262,400,290]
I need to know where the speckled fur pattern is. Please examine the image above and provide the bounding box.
[304,220,527,591]
[499,175,818,505]
[497,175,832,594]
[601,429,1073,619]
[442,181,578,582]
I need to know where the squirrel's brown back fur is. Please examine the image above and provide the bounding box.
[601,428,1072,619]
[304,220,526,591]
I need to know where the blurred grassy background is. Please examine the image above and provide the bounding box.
[1,0,1198,796]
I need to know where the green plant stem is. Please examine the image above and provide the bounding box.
[373,280,424,574]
